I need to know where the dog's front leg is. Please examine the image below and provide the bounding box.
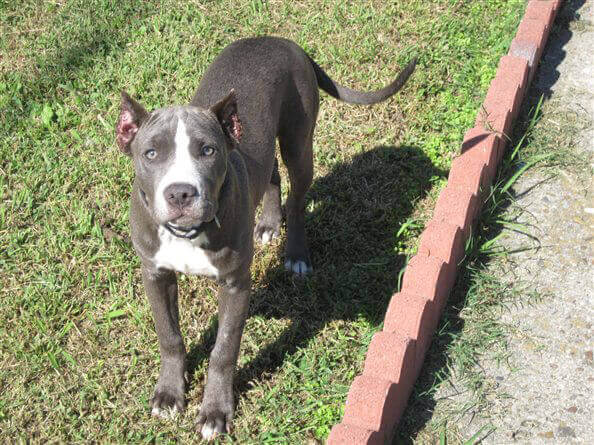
[198,272,250,440]
[142,266,187,416]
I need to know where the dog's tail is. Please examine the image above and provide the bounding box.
[308,56,417,105]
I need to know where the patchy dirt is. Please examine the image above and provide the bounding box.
[427,1,594,443]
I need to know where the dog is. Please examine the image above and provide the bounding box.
[115,36,416,440]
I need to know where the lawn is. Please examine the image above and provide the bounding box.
[0,0,526,442]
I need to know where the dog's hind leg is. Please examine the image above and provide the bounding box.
[279,125,315,276]
[254,157,282,244]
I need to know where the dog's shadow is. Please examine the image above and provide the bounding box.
[186,143,445,406]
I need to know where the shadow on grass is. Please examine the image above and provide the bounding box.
[186,144,446,399]
[394,1,585,442]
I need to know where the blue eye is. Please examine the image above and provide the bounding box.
[202,146,215,156]
[144,149,157,160]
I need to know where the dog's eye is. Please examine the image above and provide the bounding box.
[202,146,215,156]
[144,149,157,160]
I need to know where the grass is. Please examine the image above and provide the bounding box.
[396,8,592,439]
[0,0,527,442]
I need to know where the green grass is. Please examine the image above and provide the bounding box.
[1,0,526,442]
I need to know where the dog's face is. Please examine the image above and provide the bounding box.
[116,91,242,238]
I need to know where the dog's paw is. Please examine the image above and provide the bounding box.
[284,259,313,276]
[199,415,230,441]
[151,387,185,419]
[196,403,233,441]
[254,220,281,245]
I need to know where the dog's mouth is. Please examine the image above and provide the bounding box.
[164,222,204,239]
[164,215,220,239]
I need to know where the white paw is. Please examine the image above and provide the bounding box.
[201,420,226,441]
[258,227,280,245]
[201,422,215,440]
[284,260,313,276]
[255,222,281,245]
[151,405,179,419]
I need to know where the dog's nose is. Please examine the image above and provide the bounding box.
[163,183,198,209]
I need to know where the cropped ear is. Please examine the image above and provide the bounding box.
[116,91,149,155]
[210,89,242,148]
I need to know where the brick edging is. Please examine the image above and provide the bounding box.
[327,1,563,443]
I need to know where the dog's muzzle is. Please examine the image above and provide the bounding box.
[164,216,221,239]
[164,223,202,239]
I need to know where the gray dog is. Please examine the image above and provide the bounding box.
[115,36,416,440]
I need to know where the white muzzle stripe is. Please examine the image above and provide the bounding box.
[155,117,199,218]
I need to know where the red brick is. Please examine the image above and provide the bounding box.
[524,1,556,31]
[488,76,522,114]
[433,186,479,238]
[508,39,538,68]
[461,127,502,182]
[516,18,549,51]
[363,332,416,387]
[475,105,512,142]
[384,292,440,374]
[509,39,539,84]
[513,18,549,84]
[447,152,488,197]
[496,55,530,110]
[477,77,518,141]
[497,55,530,90]
[490,75,523,121]
[401,252,456,310]
[343,375,411,433]
[418,220,465,266]
[327,424,384,445]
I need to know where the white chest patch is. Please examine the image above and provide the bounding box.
[154,227,219,277]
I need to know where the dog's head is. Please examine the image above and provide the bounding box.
[116,90,242,238]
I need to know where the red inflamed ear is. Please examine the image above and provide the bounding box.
[116,91,148,155]
[210,89,242,148]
